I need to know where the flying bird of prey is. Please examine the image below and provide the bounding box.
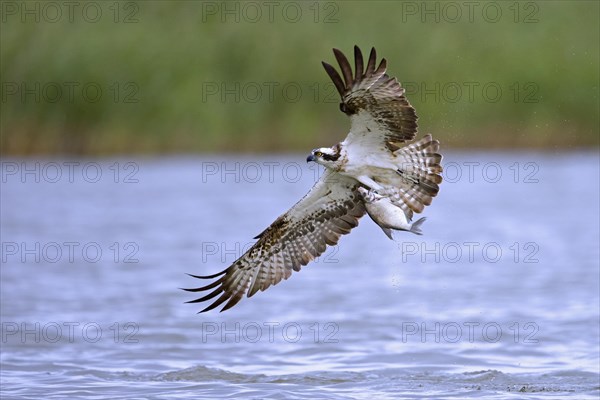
[185,46,443,312]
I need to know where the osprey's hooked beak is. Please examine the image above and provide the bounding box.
[306,154,315,163]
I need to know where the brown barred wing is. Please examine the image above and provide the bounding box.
[183,171,366,313]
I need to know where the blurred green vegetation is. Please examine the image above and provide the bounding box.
[1,0,598,155]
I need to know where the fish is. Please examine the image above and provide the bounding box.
[358,187,426,240]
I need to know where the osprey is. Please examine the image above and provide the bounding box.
[185,46,443,312]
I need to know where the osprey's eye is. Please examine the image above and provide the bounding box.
[315,151,322,157]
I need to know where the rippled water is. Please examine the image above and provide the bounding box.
[1,152,599,399]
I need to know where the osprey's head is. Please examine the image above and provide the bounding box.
[306,145,341,167]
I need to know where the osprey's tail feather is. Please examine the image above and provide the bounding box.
[387,134,443,217]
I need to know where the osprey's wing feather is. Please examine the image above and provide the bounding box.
[322,46,418,152]
[184,170,366,313]
[385,134,443,219]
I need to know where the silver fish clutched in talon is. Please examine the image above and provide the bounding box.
[358,187,426,239]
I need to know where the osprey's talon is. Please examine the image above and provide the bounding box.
[358,187,387,203]
[373,188,388,197]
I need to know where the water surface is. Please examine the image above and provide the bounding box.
[1,152,599,399]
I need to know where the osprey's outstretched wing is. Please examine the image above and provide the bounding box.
[322,46,418,152]
[184,171,365,313]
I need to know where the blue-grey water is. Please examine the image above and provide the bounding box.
[1,152,599,399]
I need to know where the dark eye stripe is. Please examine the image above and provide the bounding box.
[323,153,340,162]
